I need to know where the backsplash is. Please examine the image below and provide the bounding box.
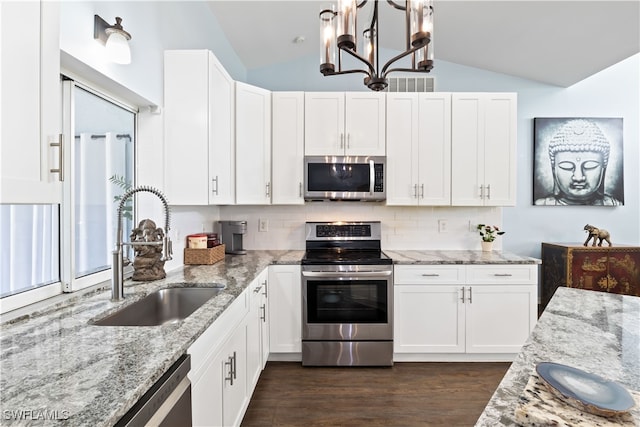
[220,204,502,251]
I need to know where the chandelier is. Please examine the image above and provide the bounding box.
[319,0,434,91]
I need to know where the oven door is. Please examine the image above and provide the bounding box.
[301,266,393,341]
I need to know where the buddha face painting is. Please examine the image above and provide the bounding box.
[533,118,624,206]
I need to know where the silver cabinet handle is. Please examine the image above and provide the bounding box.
[413,184,418,199]
[347,133,351,149]
[266,182,271,197]
[232,351,237,380]
[421,273,440,277]
[262,279,268,297]
[224,354,234,385]
[479,185,485,199]
[299,182,303,197]
[420,184,424,199]
[468,287,473,304]
[49,134,64,181]
[260,304,266,322]
[340,133,344,149]
[494,273,513,277]
[212,176,219,195]
[460,287,465,303]
[486,184,491,200]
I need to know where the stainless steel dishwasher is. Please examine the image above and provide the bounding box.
[115,354,192,427]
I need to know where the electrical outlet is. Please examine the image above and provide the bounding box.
[258,219,269,232]
[438,219,448,233]
[469,221,477,232]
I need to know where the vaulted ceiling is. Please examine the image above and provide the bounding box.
[208,1,640,87]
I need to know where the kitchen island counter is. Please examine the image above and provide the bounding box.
[385,249,541,265]
[475,287,640,426]
[0,250,302,427]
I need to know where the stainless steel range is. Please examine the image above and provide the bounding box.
[301,221,393,366]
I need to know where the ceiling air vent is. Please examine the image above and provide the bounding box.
[385,76,435,92]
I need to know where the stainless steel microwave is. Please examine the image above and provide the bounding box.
[304,156,386,201]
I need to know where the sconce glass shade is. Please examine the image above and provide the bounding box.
[105,32,131,64]
[94,15,132,65]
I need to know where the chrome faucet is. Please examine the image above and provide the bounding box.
[112,185,173,301]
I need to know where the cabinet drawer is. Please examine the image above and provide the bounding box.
[466,265,537,284]
[394,265,465,284]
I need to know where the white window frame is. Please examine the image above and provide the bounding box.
[61,78,138,293]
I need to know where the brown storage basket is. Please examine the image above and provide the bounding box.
[184,244,225,265]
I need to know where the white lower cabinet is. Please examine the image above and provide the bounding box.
[268,265,302,357]
[246,269,269,394]
[394,264,538,361]
[189,289,249,427]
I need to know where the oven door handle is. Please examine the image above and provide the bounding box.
[302,270,392,278]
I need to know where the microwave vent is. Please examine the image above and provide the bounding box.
[385,76,434,92]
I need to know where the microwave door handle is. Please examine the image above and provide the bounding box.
[369,160,375,195]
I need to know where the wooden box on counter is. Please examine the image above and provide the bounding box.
[184,244,225,265]
[541,242,640,309]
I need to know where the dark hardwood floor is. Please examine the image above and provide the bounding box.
[241,362,510,427]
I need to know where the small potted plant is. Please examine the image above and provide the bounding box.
[477,224,505,252]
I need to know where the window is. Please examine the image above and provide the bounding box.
[0,79,136,311]
[62,81,135,291]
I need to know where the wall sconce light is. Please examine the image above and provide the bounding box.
[94,15,132,65]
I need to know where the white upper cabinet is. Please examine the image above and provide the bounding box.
[304,92,385,156]
[386,93,451,206]
[235,81,272,205]
[164,49,235,205]
[271,92,304,205]
[451,93,517,206]
[1,1,62,204]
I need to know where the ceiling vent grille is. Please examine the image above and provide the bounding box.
[385,76,435,92]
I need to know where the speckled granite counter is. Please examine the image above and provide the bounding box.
[385,249,541,264]
[0,250,302,427]
[475,287,640,426]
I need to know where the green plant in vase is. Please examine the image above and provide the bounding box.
[477,224,505,252]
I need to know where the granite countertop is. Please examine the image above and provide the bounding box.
[385,249,541,264]
[0,248,539,427]
[475,287,640,426]
[0,250,303,427]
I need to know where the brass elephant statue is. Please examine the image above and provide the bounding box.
[583,224,612,247]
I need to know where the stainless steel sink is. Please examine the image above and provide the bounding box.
[94,285,225,326]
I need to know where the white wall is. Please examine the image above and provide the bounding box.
[59,1,247,105]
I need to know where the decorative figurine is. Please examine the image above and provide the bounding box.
[583,224,612,247]
[130,218,167,281]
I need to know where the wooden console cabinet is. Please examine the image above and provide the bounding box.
[541,243,640,309]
